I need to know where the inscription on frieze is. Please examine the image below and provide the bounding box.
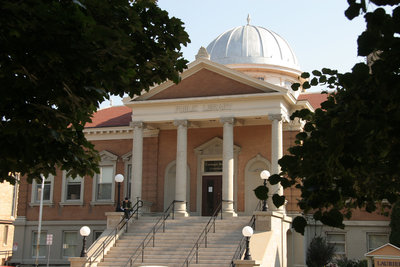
[175,103,232,113]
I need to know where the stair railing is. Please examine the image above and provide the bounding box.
[229,201,262,267]
[84,199,143,267]
[125,200,180,267]
[181,201,223,266]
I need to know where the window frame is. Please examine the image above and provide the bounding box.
[91,150,118,205]
[31,231,47,258]
[62,231,78,258]
[367,232,389,252]
[30,175,54,206]
[60,172,84,205]
[326,232,346,257]
[122,151,132,200]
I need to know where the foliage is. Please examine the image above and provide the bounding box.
[306,236,335,267]
[335,258,367,267]
[0,0,189,183]
[266,0,400,233]
[390,201,400,247]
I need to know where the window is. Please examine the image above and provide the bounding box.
[96,166,113,201]
[62,231,78,257]
[3,225,9,245]
[326,232,346,257]
[91,150,118,204]
[61,172,84,204]
[93,231,103,242]
[31,175,54,204]
[126,164,132,199]
[32,231,47,258]
[367,233,388,251]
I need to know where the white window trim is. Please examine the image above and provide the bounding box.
[367,232,389,252]
[31,230,47,258]
[60,172,84,206]
[326,231,346,256]
[62,231,79,258]
[122,151,132,199]
[30,175,54,207]
[91,150,118,205]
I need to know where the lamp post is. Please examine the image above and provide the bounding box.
[242,226,253,260]
[79,226,90,257]
[115,174,124,212]
[260,170,270,211]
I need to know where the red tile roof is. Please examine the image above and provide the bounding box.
[86,106,131,128]
[298,92,330,109]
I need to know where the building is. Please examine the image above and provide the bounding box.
[10,19,390,266]
[0,175,18,265]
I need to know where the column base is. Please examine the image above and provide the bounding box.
[233,259,260,267]
[222,210,238,218]
[174,201,189,217]
[174,211,189,217]
[222,200,237,217]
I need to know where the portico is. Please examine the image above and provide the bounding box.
[124,57,308,216]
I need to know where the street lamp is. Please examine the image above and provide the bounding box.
[260,170,270,211]
[115,174,124,212]
[79,226,90,257]
[242,226,253,260]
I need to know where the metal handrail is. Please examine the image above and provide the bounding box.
[85,199,143,266]
[182,201,223,266]
[229,201,262,267]
[125,200,179,267]
[1,250,12,264]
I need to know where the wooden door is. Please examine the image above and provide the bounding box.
[202,176,222,216]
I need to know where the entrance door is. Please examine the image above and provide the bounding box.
[202,176,222,216]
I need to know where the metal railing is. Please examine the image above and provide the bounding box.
[0,250,12,264]
[181,201,223,266]
[229,201,262,267]
[85,199,143,266]
[125,200,180,267]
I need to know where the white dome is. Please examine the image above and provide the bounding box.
[206,23,300,71]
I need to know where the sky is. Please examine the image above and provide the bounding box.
[100,0,367,108]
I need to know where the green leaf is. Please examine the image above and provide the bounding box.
[272,194,285,208]
[301,72,310,79]
[254,185,268,200]
[291,83,301,91]
[268,174,281,185]
[292,216,307,235]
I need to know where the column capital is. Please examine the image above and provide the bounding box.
[173,119,188,127]
[130,121,144,128]
[220,117,235,125]
[268,114,283,122]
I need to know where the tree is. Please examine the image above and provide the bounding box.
[0,0,189,183]
[267,0,400,234]
[390,201,400,247]
[306,236,335,267]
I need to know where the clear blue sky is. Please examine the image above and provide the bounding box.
[101,0,367,108]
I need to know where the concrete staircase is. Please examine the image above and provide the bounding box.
[96,215,250,267]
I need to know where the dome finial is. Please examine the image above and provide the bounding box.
[247,14,251,25]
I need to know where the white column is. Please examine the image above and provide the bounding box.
[131,121,143,202]
[268,114,284,212]
[221,117,237,217]
[173,120,189,217]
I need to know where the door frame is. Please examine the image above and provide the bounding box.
[201,175,222,216]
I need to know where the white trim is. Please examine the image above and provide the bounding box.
[30,175,54,206]
[91,150,118,205]
[59,172,84,206]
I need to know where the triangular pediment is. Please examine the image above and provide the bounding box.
[365,243,400,257]
[194,137,241,155]
[148,69,266,100]
[134,59,284,102]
